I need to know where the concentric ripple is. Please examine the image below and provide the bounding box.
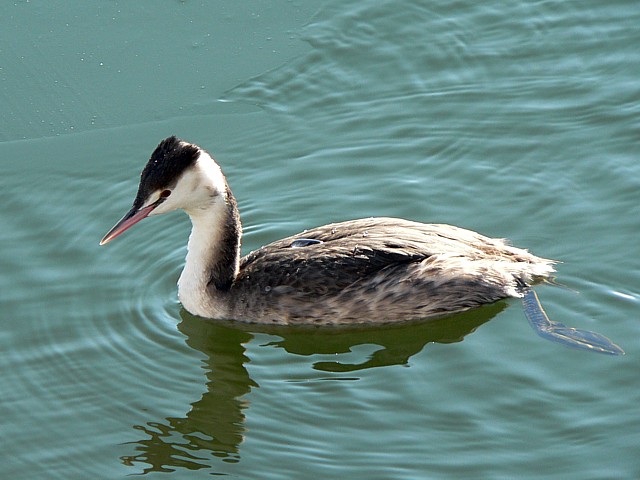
[3,0,639,477]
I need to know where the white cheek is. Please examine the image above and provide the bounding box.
[149,202,174,216]
[144,153,226,216]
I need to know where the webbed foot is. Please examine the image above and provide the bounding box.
[522,290,624,355]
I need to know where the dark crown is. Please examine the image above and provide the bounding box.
[133,136,200,207]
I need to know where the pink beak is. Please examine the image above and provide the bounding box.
[99,203,158,245]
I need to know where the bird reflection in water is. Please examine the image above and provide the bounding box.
[121,302,505,474]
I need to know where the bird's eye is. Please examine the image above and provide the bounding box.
[160,190,172,199]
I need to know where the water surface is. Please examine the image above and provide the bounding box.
[2,1,639,478]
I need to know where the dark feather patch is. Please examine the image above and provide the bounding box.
[132,136,200,208]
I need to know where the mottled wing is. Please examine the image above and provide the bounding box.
[237,219,428,294]
[236,217,527,295]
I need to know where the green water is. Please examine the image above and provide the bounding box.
[2,1,639,478]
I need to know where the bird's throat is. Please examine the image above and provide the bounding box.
[177,189,241,318]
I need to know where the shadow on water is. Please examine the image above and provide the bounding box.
[121,302,506,474]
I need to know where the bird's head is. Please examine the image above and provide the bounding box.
[100,136,227,245]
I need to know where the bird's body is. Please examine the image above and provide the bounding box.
[100,136,623,353]
[185,215,553,325]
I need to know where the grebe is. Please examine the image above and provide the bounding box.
[100,136,623,355]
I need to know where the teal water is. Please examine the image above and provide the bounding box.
[2,1,639,478]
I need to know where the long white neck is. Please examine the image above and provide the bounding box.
[176,172,241,319]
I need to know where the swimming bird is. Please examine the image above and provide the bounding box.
[100,136,623,355]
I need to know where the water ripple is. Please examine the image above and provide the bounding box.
[4,0,639,477]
